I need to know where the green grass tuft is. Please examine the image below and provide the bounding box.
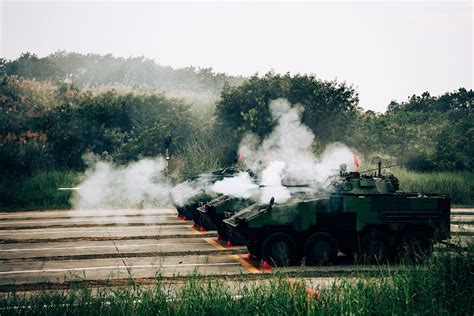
[393,168,474,205]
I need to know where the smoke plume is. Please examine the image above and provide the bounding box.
[210,172,258,199]
[73,157,172,210]
[217,98,357,204]
[73,98,358,210]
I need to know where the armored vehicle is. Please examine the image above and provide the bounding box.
[223,165,451,266]
[198,195,254,238]
[175,166,242,227]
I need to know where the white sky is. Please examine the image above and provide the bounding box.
[0,0,472,112]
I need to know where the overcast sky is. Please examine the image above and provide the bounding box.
[1,0,472,112]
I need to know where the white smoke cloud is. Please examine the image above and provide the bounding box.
[73,157,172,210]
[260,160,290,203]
[73,98,358,211]
[229,98,358,204]
[210,172,258,199]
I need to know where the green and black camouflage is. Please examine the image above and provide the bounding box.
[224,167,450,267]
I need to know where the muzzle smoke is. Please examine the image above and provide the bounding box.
[73,98,358,210]
[212,98,356,203]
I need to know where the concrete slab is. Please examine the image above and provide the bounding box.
[0,208,178,220]
[0,225,216,243]
[0,254,248,286]
[0,216,186,229]
[0,238,247,260]
[0,207,471,293]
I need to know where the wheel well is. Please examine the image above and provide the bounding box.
[256,226,296,241]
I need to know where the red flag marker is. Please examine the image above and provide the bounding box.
[353,153,360,169]
[262,261,272,270]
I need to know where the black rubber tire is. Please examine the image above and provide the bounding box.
[199,214,216,231]
[181,205,194,220]
[217,229,228,240]
[360,231,393,264]
[247,242,261,258]
[261,232,298,267]
[304,232,338,266]
[189,205,201,227]
[400,231,433,263]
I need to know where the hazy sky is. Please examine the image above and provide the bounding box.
[1,1,472,112]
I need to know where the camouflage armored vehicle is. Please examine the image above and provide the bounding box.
[197,195,254,238]
[175,166,242,227]
[223,165,451,266]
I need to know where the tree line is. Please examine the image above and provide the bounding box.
[0,53,472,178]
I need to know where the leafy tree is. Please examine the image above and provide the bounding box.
[216,72,359,156]
[4,53,62,81]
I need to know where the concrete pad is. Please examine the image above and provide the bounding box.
[0,216,185,229]
[451,224,474,234]
[0,208,178,220]
[0,238,246,260]
[451,208,474,215]
[0,225,216,243]
[0,254,248,286]
[451,215,474,225]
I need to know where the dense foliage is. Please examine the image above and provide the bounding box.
[0,76,200,173]
[216,72,359,155]
[1,52,244,94]
[0,52,472,180]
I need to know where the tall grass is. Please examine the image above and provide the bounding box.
[179,141,222,175]
[393,168,474,205]
[1,243,472,315]
[0,170,81,211]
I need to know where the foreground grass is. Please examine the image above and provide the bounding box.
[394,168,474,205]
[0,170,81,211]
[1,244,472,315]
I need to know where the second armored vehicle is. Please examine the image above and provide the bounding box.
[197,195,254,238]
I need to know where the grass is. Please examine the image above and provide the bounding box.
[393,168,474,205]
[0,170,81,211]
[1,243,472,315]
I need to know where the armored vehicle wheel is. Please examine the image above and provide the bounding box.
[181,206,194,220]
[360,231,393,264]
[261,232,297,267]
[305,232,338,266]
[217,229,228,240]
[199,214,216,230]
[247,242,261,258]
[400,231,433,262]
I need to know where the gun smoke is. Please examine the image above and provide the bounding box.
[213,98,356,203]
[73,98,357,210]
